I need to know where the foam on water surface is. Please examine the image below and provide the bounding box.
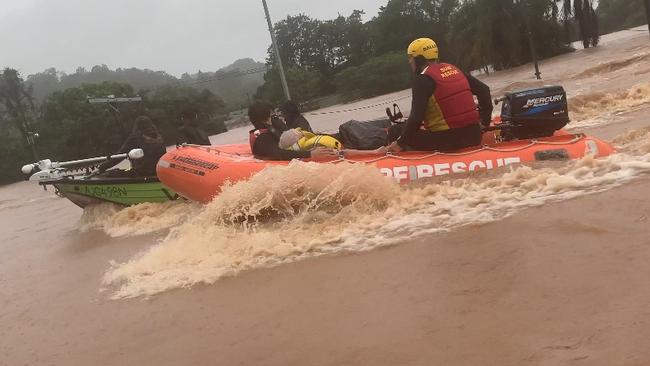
[83,37,650,298]
[93,128,650,299]
[79,201,200,238]
[569,83,650,129]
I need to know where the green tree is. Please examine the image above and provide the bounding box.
[342,10,372,67]
[597,0,647,34]
[563,0,600,48]
[26,68,62,102]
[0,122,32,184]
[144,85,227,141]
[256,0,573,104]
[368,0,458,56]
[0,68,38,160]
[255,67,322,105]
[335,52,411,99]
[262,10,374,100]
[39,82,140,160]
[447,0,570,71]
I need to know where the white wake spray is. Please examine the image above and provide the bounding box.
[98,128,650,299]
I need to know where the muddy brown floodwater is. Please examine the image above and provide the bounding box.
[1,26,649,366]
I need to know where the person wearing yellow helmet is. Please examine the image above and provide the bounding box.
[383,38,493,152]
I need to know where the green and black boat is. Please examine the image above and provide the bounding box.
[22,149,180,208]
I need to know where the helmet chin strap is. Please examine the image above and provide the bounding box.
[413,55,428,74]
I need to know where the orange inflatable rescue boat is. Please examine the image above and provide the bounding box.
[157,132,613,204]
[157,86,616,204]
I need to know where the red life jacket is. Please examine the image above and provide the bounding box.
[249,128,268,153]
[421,63,479,132]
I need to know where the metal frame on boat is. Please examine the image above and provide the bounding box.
[22,149,180,208]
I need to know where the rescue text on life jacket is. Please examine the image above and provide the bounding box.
[421,63,480,132]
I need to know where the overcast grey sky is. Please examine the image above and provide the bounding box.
[0,0,383,77]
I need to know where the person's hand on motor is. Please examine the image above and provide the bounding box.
[310,146,339,159]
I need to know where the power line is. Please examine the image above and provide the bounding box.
[307,94,410,116]
[188,66,269,86]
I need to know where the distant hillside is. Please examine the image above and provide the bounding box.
[220,58,265,73]
[185,58,266,109]
[25,58,266,110]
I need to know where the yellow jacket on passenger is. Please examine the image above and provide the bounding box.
[282,129,342,151]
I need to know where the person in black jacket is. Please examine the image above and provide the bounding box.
[384,38,492,153]
[97,116,167,177]
[177,108,211,145]
[248,102,337,160]
[279,100,313,132]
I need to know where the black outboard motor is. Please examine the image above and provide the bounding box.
[498,85,570,140]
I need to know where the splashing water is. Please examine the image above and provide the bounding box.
[571,52,650,79]
[79,201,200,238]
[97,128,650,299]
[569,82,650,129]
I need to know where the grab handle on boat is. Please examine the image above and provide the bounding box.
[386,103,404,123]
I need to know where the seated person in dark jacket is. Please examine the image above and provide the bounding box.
[248,102,337,160]
[177,108,211,145]
[98,116,167,177]
[384,38,492,153]
[279,100,313,132]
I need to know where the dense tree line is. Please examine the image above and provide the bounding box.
[563,0,600,48]
[256,0,646,105]
[256,0,626,104]
[26,58,265,110]
[186,58,267,109]
[597,0,648,34]
[0,69,227,184]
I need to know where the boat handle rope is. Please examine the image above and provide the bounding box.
[181,134,586,164]
[334,135,586,164]
[306,94,411,116]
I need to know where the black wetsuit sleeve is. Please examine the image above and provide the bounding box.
[253,133,311,160]
[465,73,493,126]
[398,74,435,148]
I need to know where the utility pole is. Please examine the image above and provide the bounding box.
[523,0,542,79]
[261,0,291,100]
[527,24,542,79]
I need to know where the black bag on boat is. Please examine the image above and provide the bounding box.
[338,119,391,150]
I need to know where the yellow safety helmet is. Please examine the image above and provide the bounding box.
[407,38,439,61]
